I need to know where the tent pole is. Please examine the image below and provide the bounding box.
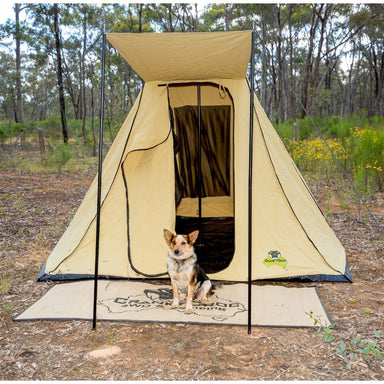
[247,30,256,335]
[197,83,202,239]
[92,32,106,330]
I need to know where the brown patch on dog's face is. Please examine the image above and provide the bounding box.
[164,229,199,258]
[170,234,190,257]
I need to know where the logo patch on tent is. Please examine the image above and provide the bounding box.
[263,250,287,268]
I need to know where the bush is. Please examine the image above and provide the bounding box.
[0,121,25,140]
[46,141,73,171]
[279,116,384,196]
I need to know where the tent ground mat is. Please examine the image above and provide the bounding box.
[14,281,331,328]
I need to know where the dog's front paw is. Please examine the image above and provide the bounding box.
[185,307,194,315]
[171,300,179,309]
[200,297,209,305]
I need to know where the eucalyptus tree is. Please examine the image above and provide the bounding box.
[1,2,384,132]
[13,4,27,123]
[146,4,197,32]
[63,4,104,144]
[0,4,31,123]
[26,3,69,142]
[349,4,384,116]
[199,3,237,31]
[0,51,17,122]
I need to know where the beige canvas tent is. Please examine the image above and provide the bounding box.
[38,31,351,283]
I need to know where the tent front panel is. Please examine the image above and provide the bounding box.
[123,136,175,276]
[42,95,143,277]
[41,83,175,279]
[255,96,346,274]
[208,79,347,281]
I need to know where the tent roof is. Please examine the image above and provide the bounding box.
[106,31,252,81]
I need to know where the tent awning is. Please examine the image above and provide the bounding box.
[107,31,252,81]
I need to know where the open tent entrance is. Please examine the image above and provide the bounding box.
[169,83,235,274]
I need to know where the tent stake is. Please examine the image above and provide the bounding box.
[93,32,106,330]
[247,30,256,335]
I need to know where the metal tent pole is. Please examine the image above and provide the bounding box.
[197,83,202,239]
[247,30,256,335]
[92,32,106,330]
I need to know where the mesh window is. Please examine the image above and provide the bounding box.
[174,105,231,198]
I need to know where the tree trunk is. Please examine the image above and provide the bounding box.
[167,5,174,32]
[275,5,286,123]
[194,3,198,31]
[81,13,87,145]
[224,4,231,32]
[259,7,268,112]
[14,4,25,124]
[138,4,143,33]
[309,5,331,115]
[53,4,68,143]
[287,5,296,120]
[300,5,318,118]
[373,47,384,116]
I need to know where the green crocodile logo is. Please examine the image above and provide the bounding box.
[263,250,287,268]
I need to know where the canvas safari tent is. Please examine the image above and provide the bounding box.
[38,31,351,283]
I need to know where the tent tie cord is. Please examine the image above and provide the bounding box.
[272,62,384,238]
[218,83,227,99]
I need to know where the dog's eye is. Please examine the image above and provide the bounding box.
[181,241,186,245]
[172,241,176,245]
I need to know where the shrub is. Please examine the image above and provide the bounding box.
[281,117,384,196]
[46,141,73,171]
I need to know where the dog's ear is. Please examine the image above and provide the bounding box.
[163,229,174,243]
[188,230,199,245]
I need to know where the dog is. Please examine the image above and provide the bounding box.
[163,229,212,314]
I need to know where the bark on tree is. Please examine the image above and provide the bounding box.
[81,13,87,145]
[53,4,69,143]
[14,4,25,124]
[300,5,318,118]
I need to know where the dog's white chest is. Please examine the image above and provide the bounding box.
[167,256,194,290]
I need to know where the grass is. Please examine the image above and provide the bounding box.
[0,137,99,174]
[0,115,118,174]
[1,274,9,294]
[309,312,383,371]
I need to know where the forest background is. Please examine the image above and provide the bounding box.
[0,3,383,198]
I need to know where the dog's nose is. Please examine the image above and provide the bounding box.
[174,249,179,255]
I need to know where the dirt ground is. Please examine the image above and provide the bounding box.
[0,161,383,380]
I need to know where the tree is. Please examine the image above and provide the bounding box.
[14,4,26,124]
[147,4,197,32]
[0,52,17,120]
[0,4,28,123]
[53,4,68,142]
[1,3,383,130]
[350,4,384,116]
[27,3,69,142]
